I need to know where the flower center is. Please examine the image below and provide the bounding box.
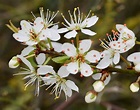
[29,30,39,42]
[76,54,85,62]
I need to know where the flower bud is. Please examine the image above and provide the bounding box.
[130,82,139,92]
[9,56,19,68]
[134,63,140,72]
[85,91,97,103]
[93,80,105,92]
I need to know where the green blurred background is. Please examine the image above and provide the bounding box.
[0,0,140,110]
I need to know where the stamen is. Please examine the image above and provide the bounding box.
[85,10,92,19]
[68,10,74,24]
[31,11,36,19]
[74,8,78,23]
[80,13,83,23]
[39,7,44,20]
[99,39,110,49]
[49,11,59,23]
[61,13,71,26]
[62,22,69,28]
[77,7,81,24]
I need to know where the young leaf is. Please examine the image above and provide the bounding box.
[52,56,70,63]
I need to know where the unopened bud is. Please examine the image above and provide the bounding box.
[134,63,140,72]
[85,91,97,103]
[9,56,19,68]
[93,80,105,92]
[130,82,139,92]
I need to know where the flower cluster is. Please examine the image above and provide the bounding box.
[8,7,140,103]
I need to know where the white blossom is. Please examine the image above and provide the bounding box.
[96,48,120,69]
[13,18,45,45]
[38,8,60,41]
[58,7,98,39]
[116,24,136,52]
[13,8,60,46]
[97,24,135,69]
[15,53,47,96]
[41,66,79,99]
[61,39,101,77]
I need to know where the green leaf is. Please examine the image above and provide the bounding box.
[52,56,70,63]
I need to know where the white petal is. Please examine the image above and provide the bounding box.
[20,20,32,33]
[33,17,44,34]
[116,24,125,32]
[61,84,72,97]
[49,29,61,41]
[42,76,56,85]
[127,52,140,63]
[51,42,62,52]
[113,53,120,65]
[109,41,124,50]
[42,28,60,41]
[46,42,62,52]
[92,73,102,80]
[122,39,135,52]
[81,19,87,27]
[81,29,96,36]
[58,28,69,33]
[80,63,93,77]
[79,39,92,54]
[58,66,70,78]
[65,80,79,92]
[37,65,55,75]
[123,28,135,39]
[104,74,111,85]
[119,29,135,41]
[61,43,76,57]
[64,30,77,39]
[100,50,110,58]
[25,40,38,46]
[17,55,34,71]
[36,53,46,65]
[21,46,34,56]
[13,30,30,42]
[86,16,99,27]
[67,62,79,74]
[96,56,111,69]
[85,50,101,63]
[51,25,58,30]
